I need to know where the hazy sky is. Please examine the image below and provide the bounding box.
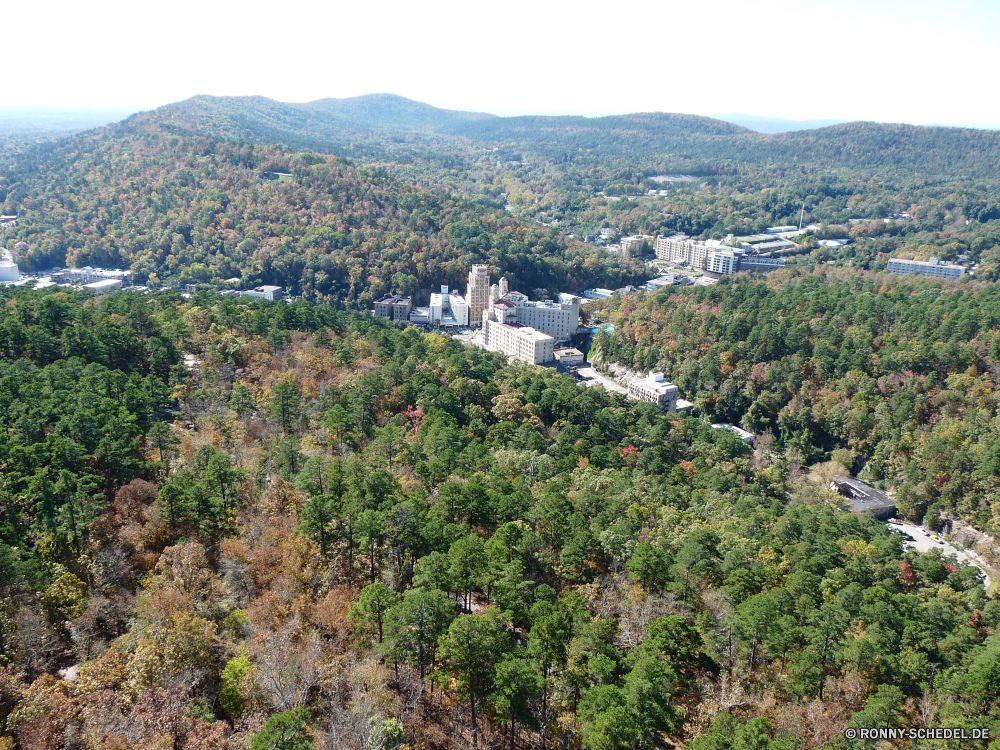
[6,0,1000,126]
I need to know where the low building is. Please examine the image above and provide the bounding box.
[627,372,679,412]
[739,238,797,254]
[887,257,964,280]
[482,318,555,364]
[581,288,615,299]
[829,476,896,520]
[241,285,283,301]
[82,278,122,294]
[705,249,786,276]
[59,266,131,285]
[373,293,412,322]
[553,347,585,365]
[740,255,786,272]
[711,423,755,444]
[765,225,798,234]
[819,238,851,248]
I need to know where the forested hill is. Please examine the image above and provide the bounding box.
[126,95,1000,181]
[307,93,495,130]
[447,114,1000,179]
[141,94,494,157]
[0,287,997,749]
[592,270,1000,529]
[0,109,640,296]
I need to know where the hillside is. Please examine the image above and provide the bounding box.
[0,108,639,298]
[0,287,996,750]
[307,93,495,130]
[592,270,1000,529]
[115,95,1000,183]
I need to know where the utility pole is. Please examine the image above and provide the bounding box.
[798,202,806,231]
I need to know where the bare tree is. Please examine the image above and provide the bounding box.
[253,619,322,711]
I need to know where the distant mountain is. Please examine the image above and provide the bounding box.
[83,95,1000,181]
[709,113,846,134]
[307,93,494,130]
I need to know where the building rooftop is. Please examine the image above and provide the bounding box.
[632,372,678,395]
[830,476,896,517]
[711,423,755,442]
[499,322,553,341]
[376,293,410,303]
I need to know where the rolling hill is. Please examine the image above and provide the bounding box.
[132,94,1000,181]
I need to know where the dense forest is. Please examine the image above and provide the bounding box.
[0,288,997,750]
[592,270,1000,530]
[2,95,1000,749]
[0,112,640,301]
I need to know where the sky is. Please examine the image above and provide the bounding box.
[4,0,1000,127]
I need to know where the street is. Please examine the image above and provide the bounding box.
[887,519,993,588]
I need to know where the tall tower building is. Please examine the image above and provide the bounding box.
[467,264,490,327]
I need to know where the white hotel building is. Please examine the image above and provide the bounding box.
[482,317,555,364]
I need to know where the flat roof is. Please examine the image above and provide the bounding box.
[498,322,553,341]
[831,476,896,514]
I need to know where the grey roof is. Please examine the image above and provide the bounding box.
[831,476,896,515]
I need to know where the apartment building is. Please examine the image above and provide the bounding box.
[373,293,413,321]
[653,234,718,269]
[887,257,964,280]
[626,372,680,412]
[620,235,650,258]
[482,317,555,364]
[706,250,742,275]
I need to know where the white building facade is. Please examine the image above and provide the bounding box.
[482,318,555,364]
[486,282,580,343]
[887,257,964,280]
[627,372,680,412]
[241,285,283,301]
[427,286,469,327]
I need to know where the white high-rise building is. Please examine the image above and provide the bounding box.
[482,314,555,364]
[706,250,743,275]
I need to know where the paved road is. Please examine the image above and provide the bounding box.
[887,520,992,587]
[574,366,627,394]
